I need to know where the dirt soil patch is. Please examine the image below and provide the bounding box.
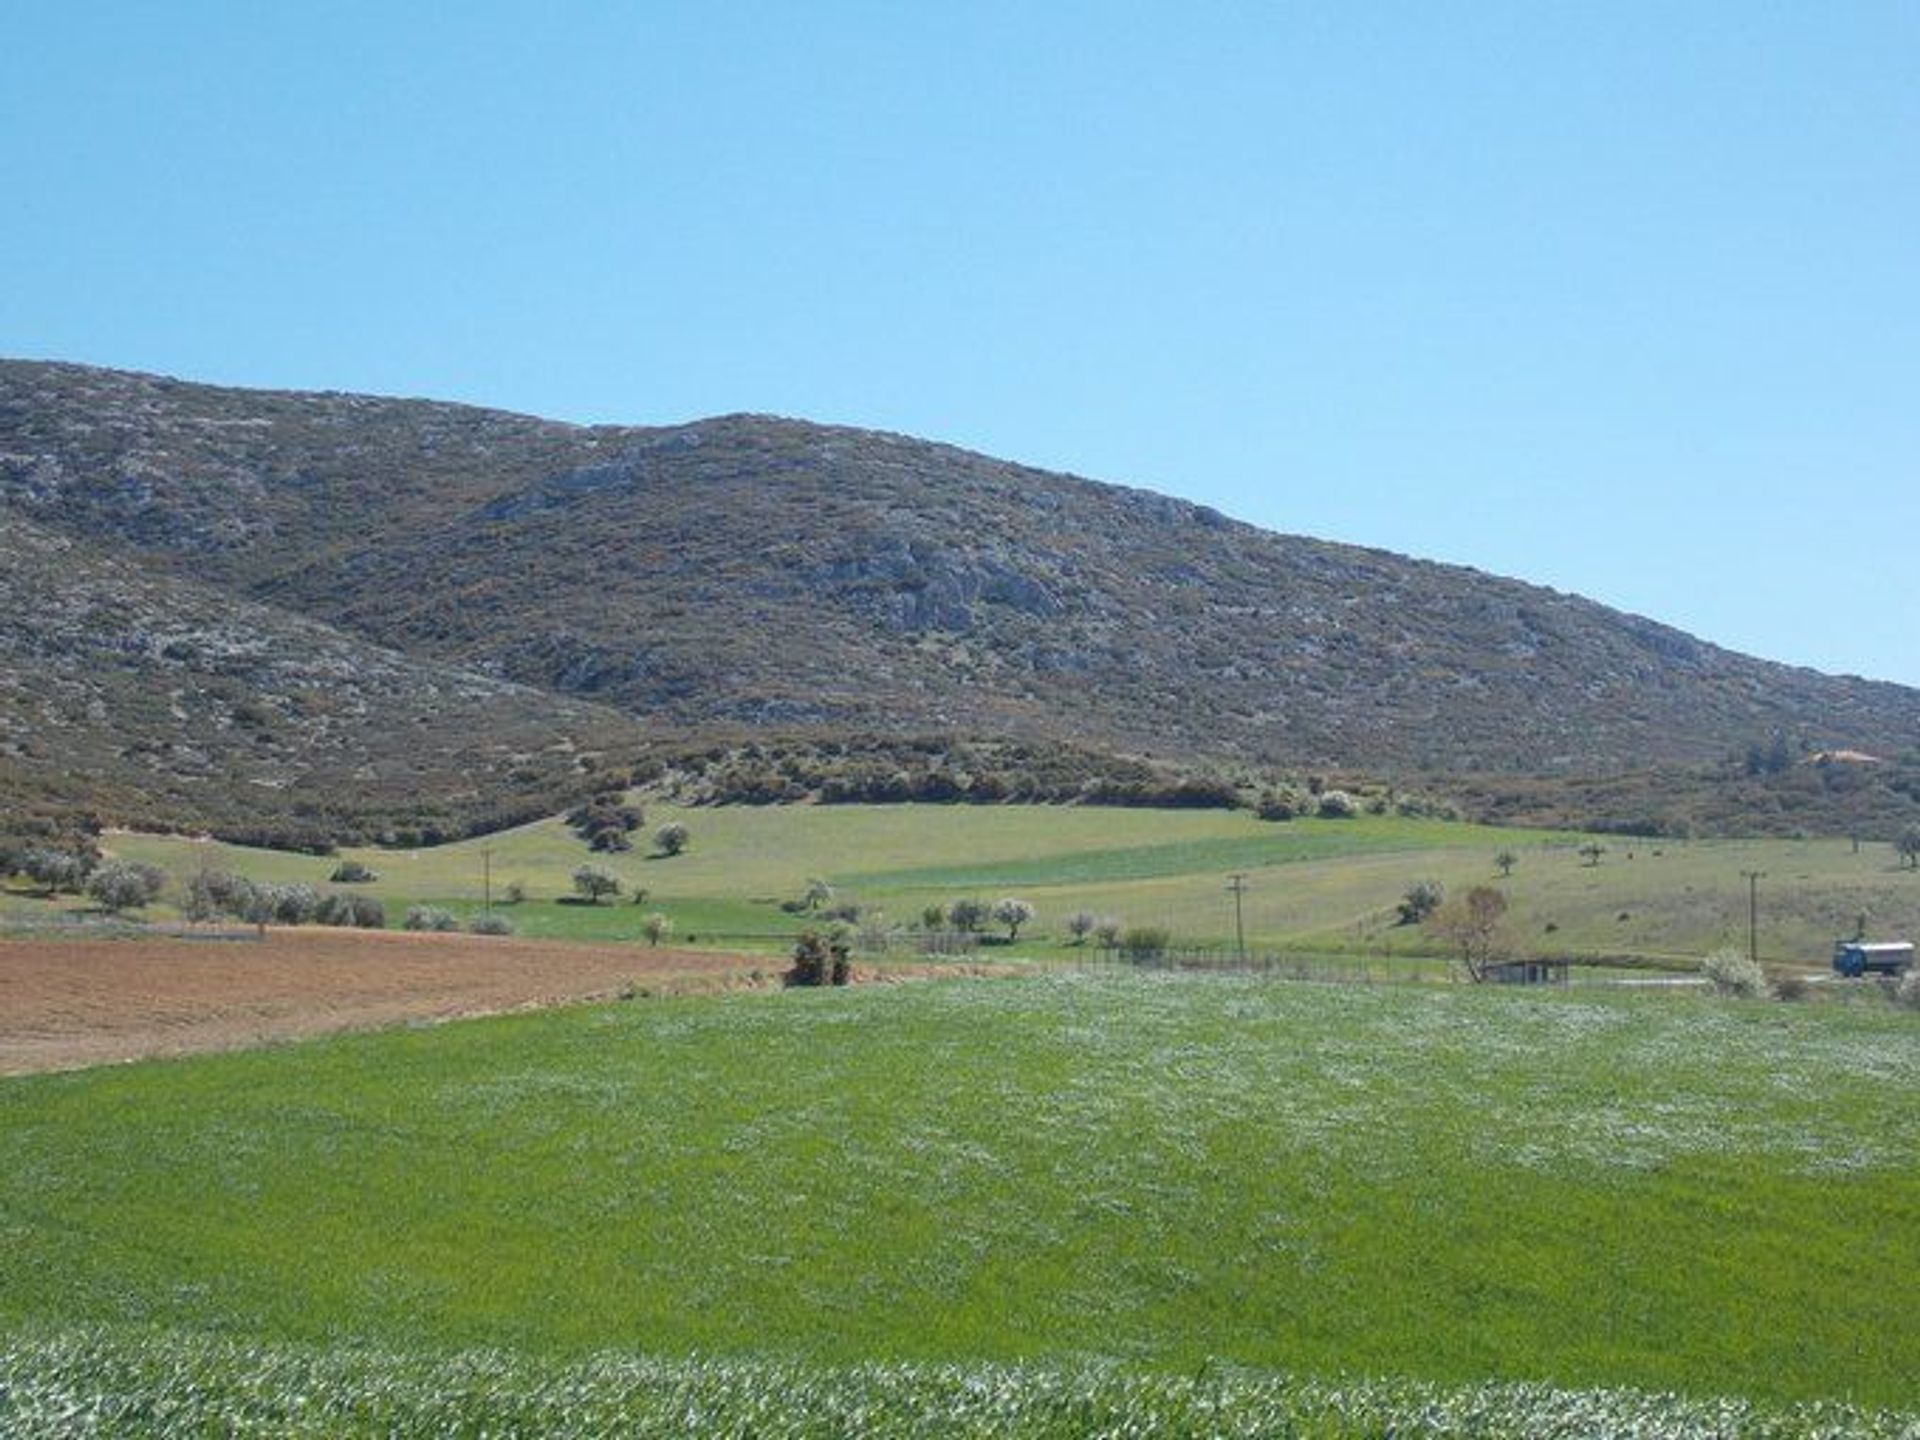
[0,927,763,1075]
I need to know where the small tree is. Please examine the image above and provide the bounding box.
[1066,909,1097,945]
[642,911,672,947]
[86,861,167,914]
[991,897,1036,942]
[186,869,251,924]
[237,883,278,937]
[1396,880,1444,926]
[920,904,947,932]
[404,905,459,932]
[1093,916,1123,950]
[802,878,834,912]
[1579,842,1607,868]
[947,897,989,934]
[1896,825,1920,871]
[572,865,621,904]
[1428,885,1509,982]
[503,880,527,905]
[654,822,690,857]
[1495,849,1517,878]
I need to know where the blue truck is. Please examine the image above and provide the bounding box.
[1831,941,1915,978]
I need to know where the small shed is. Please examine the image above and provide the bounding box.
[1483,959,1568,986]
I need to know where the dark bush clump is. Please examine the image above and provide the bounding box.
[786,930,850,987]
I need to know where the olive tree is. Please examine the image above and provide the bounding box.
[946,897,989,934]
[22,848,93,895]
[991,897,1036,942]
[86,861,167,913]
[572,865,621,904]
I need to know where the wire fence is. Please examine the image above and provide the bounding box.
[1061,945,1448,985]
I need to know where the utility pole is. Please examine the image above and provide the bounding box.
[482,847,494,916]
[1740,870,1763,964]
[1226,873,1248,963]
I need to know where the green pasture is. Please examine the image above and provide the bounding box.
[0,974,1916,1419]
[38,804,1912,967]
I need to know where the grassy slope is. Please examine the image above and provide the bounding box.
[63,804,1920,965]
[0,974,1915,1410]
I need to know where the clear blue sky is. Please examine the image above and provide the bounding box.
[5,3,1916,685]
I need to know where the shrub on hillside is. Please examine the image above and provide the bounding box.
[1397,880,1445,926]
[469,912,515,937]
[1893,968,1920,1011]
[328,860,379,884]
[568,793,644,853]
[1701,947,1766,999]
[1256,787,1305,821]
[654,821,690,857]
[1316,790,1357,819]
[1066,910,1097,944]
[404,905,458,933]
[1093,917,1123,950]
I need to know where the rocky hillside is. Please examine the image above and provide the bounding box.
[0,510,645,845]
[3,359,1917,833]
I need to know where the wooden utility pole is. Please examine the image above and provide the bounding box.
[483,847,494,916]
[1740,869,1764,963]
[1226,873,1248,963]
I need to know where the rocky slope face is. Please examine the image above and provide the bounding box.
[3,359,1916,833]
[0,510,644,843]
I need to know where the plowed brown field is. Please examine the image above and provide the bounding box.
[0,927,760,1075]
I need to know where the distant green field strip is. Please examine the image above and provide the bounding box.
[843,825,1521,890]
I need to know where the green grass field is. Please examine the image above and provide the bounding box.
[2,973,1916,1433]
[30,802,1916,968]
